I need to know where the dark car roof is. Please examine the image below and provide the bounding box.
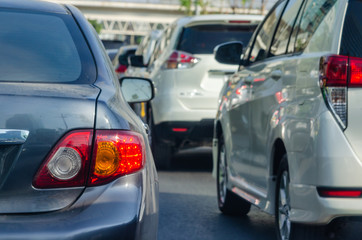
[0,0,68,14]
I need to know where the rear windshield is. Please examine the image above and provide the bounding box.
[340,0,362,58]
[177,24,257,54]
[0,10,95,83]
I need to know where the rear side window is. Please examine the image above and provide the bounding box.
[249,0,287,63]
[294,0,337,53]
[270,0,304,57]
[0,10,95,83]
[340,0,362,58]
[177,24,256,54]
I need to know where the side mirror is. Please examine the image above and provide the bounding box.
[214,41,243,65]
[129,55,146,68]
[120,77,154,103]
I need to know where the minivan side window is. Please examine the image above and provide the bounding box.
[270,0,305,57]
[248,0,287,64]
[287,0,306,53]
[294,0,337,53]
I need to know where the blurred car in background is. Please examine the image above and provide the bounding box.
[213,0,362,239]
[139,14,263,169]
[127,30,163,123]
[0,1,158,239]
[106,48,119,61]
[112,45,138,78]
[127,30,163,78]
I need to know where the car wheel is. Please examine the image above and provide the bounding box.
[276,155,326,240]
[148,107,173,170]
[217,134,251,215]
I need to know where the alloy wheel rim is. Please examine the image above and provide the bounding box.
[278,171,291,240]
[218,144,227,204]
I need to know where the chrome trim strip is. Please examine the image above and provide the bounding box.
[0,129,29,144]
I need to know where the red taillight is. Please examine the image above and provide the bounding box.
[349,57,362,86]
[33,130,93,188]
[228,20,251,24]
[321,55,348,86]
[172,128,188,132]
[318,188,362,198]
[163,50,200,69]
[33,130,145,189]
[88,130,145,186]
[116,64,127,73]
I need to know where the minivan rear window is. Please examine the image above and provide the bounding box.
[177,24,256,54]
[0,10,95,83]
[340,0,362,58]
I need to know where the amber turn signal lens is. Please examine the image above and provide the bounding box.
[94,141,119,176]
[88,130,145,186]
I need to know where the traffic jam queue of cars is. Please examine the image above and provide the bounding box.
[2,0,362,239]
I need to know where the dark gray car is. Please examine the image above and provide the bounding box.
[0,1,158,239]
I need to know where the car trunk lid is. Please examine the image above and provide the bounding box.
[0,82,99,213]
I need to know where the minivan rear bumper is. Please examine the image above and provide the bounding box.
[288,111,362,224]
[290,184,362,225]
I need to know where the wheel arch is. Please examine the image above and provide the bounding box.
[212,120,223,178]
[271,138,287,179]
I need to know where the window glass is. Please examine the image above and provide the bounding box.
[249,0,287,63]
[270,0,305,56]
[177,24,256,54]
[340,1,362,58]
[0,10,94,83]
[287,0,306,53]
[294,0,337,53]
[304,1,338,53]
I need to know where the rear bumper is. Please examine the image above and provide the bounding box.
[290,184,362,225]
[0,171,158,240]
[154,120,214,149]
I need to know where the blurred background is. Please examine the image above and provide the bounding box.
[45,0,277,47]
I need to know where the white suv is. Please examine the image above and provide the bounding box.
[213,0,362,239]
[145,14,263,168]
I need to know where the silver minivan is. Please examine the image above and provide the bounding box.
[213,0,362,239]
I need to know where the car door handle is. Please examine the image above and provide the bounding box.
[0,129,29,145]
[271,69,282,80]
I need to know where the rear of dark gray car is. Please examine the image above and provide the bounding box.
[0,1,158,239]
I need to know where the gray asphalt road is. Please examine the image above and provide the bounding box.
[157,148,362,240]
[157,148,276,240]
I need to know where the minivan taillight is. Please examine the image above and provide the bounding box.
[33,130,145,189]
[163,50,200,69]
[319,55,362,129]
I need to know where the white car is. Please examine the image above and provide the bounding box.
[146,14,263,168]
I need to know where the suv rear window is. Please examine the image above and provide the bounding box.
[177,24,256,54]
[340,0,362,58]
[0,10,95,83]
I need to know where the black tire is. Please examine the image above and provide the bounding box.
[275,155,326,240]
[148,107,173,170]
[217,134,251,216]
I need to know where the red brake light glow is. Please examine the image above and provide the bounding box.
[318,188,362,198]
[172,128,188,132]
[33,130,145,189]
[164,51,200,69]
[349,57,362,86]
[88,130,145,186]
